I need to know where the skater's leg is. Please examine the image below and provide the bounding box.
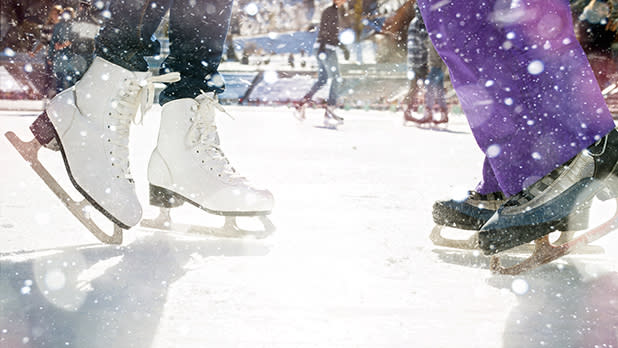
[404,80,420,111]
[476,157,502,195]
[321,49,344,124]
[404,13,430,121]
[418,0,615,195]
[95,0,171,71]
[427,45,448,114]
[406,14,429,84]
[425,66,448,123]
[324,49,341,107]
[302,54,330,103]
[158,0,234,103]
[424,67,439,115]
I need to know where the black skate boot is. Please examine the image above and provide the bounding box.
[433,191,506,230]
[430,190,506,249]
[431,189,594,251]
[479,128,618,256]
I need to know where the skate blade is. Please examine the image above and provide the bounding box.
[314,125,338,130]
[431,122,449,131]
[403,118,432,127]
[430,225,605,255]
[316,118,339,130]
[490,199,618,275]
[430,225,479,249]
[4,131,124,244]
[141,207,275,239]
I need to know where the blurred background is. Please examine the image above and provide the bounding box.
[1,0,618,115]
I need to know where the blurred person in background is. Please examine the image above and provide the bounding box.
[49,6,76,93]
[572,0,618,88]
[294,0,350,127]
[402,3,448,126]
[30,4,63,98]
[67,0,99,75]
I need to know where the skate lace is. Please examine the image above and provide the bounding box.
[107,72,181,180]
[503,135,610,209]
[186,92,245,183]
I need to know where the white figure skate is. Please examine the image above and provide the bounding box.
[5,57,180,244]
[141,93,275,238]
[323,106,343,129]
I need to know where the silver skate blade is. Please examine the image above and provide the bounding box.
[315,125,338,130]
[315,118,339,130]
[429,225,539,252]
[141,207,275,239]
[5,131,124,245]
[490,199,618,275]
[430,225,604,255]
[429,225,479,249]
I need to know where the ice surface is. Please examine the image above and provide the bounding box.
[1,104,618,347]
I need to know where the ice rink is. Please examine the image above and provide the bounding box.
[1,104,618,347]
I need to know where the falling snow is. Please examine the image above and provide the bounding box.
[1,0,618,346]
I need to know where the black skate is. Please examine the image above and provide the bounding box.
[479,129,618,274]
[430,191,506,249]
[431,189,598,255]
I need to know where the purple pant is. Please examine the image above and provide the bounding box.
[417,0,615,196]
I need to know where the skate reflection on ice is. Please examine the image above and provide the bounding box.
[487,268,618,348]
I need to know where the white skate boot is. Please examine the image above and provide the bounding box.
[5,57,180,244]
[142,93,275,237]
[323,106,343,129]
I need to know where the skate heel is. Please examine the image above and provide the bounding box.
[149,184,184,208]
[29,111,59,150]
